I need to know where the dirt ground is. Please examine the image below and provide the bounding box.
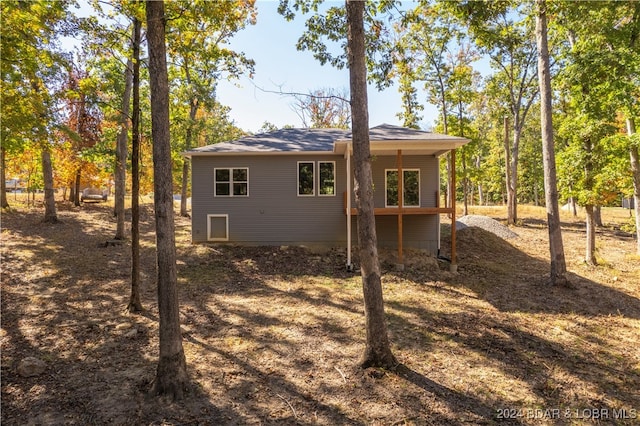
[1,200,639,425]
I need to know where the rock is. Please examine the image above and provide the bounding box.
[17,357,47,377]
[456,215,519,239]
[115,322,132,330]
[123,328,138,339]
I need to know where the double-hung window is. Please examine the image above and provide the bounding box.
[385,169,420,207]
[215,168,248,196]
[297,161,336,196]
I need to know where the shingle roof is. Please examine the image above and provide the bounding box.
[185,124,469,156]
[188,128,350,154]
[366,124,468,141]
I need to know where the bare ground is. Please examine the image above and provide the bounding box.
[1,201,639,425]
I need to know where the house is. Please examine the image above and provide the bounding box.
[183,124,470,270]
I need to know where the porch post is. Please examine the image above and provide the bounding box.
[396,149,404,268]
[346,147,353,270]
[450,149,457,272]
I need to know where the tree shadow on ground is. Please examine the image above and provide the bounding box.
[0,207,229,424]
[386,299,640,415]
[436,225,640,319]
[394,364,525,426]
[4,205,638,424]
[176,242,546,424]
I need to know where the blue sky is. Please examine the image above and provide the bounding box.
[216,1,439,133]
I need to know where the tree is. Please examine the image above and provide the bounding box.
[114,58,133,240]
[165,0,255,217]
[60,64,103,206]
[146,0,188,399]
[448,1,539,225]
[290,87,351,128]
[128,13,143,313]
[279,0,397,369]
[346,0,397,369]
[629,120,640,254]
[1,0,73,219]
[396,3,465,135]
[535,0,568,285]
[555,1,639,262]
[0,147,8,208]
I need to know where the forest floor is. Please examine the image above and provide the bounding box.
[1,197,639,425]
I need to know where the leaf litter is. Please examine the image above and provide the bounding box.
[1,201,639,425]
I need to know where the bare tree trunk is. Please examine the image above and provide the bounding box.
[507,125,521,225]
[69,181,75,204]
[476,155,484,205]
[462,148,469,216]
[146,0,188,399]
[628,118,640,254]
[180,98,198,217]
[536,0,568,285]
[42,144,58,223]
[585,204,597,265]
[346,0,397,370]
[128,17,143,314]
[73,170,81,206]
[115,58,133,240]
[1,146,9,209]
[503,117,512,217]
[594,205,603,227]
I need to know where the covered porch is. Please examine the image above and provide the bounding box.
[334,127,470,272]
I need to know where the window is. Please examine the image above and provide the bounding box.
[319,161,335,196]
[215,168,248,196]
[298,162,314,196]
[386,169,420,207]
[297,161,337,196]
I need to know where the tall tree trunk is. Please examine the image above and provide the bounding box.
[507,125,521,225]
[146,0,188,399]
[462,148,468,216]
[628,118,640,254]
[594,205,603,227]
[1,146,9,209]
[115,58,133,240]
[128,17,143,313]
[585,204,597,265]
[180,97,198,217]
[476,155,484,205]
[346,0,397,370]
[503,117,512,216]
[441,92,450,210]
[69,181,75,203]
[583,136,597,265]
[41,144,58,223]
[74,170,81,206]
[536,0,568,285]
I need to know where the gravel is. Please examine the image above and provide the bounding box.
[455,215,519,239]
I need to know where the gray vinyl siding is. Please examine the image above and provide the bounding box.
[192,155,348,246]
[192,153,440,253]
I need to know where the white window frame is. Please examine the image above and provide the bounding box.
[297,161,315,197]
[318,161,336,197]
[385,168,421,208]
[214,167,249,197]
[207,214,229,241]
